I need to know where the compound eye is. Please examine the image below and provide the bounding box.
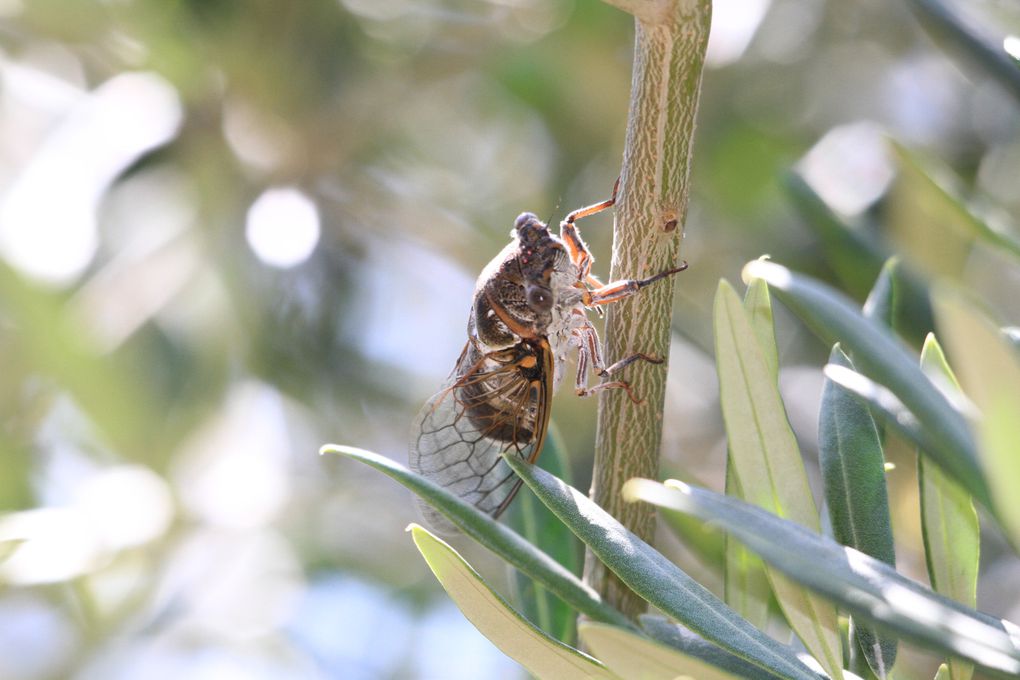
[514,212,539,231]
[526,285,553,312]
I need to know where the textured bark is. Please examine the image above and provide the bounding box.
[583,0,712,619]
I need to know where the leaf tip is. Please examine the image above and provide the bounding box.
[741,258,788,288]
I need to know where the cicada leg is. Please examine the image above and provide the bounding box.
[583,261,688,307]
[571,319,664,405]
[559,178,619,287]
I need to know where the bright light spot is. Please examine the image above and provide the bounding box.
[74,465,174,551]
[245,187,321,268]
[0,464,174,585]
[0,71,181,286]
[663,479,692,494]
[0,508,102,584]
[706,0,771,67]
[1005,36,1020,61]
[797,121,894,216]
[173,382,291,529]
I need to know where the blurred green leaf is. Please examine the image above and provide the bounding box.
[818,346,897,677]
[714,279,844,679]
[502,454,821,680]
[935,663,951,680]
[639,615,792,680]
[934,291,1020,549]
[322,445,633,630]
[625,479,1020,676]
[509,425,580,644]
[918,334,978,680]
[579,622,742,680]
[785,172,887,298]
[889,144,1020,264]
[905,0,1020,106]
[786,175,936,346]
[0,265,156,457]
[742,260,991,510]
[409,524,616,680]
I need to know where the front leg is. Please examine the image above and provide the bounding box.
[559,180,620,285]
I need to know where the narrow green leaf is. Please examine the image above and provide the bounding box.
[861,260,896,331]
[918,334,978,680]
[934,291,1020,549]
[625,479,1020,676]
[720,277,777,631]
[502,454,821,680]
[742,260,991,510]
[639,615,792,680]
[860,259,897,444]
[410,524,616,680]
[723,466,770,632]
[818,346,897,677]
[509,425,580,644]
[644,615,872,680]
[821,364,941,465]
[934,663,951,680]
[744,272,779,381]
[321,445,633,630]
[579,622,742,680]
[715,280,844,679]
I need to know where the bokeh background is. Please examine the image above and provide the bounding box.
[1,0,1019,678]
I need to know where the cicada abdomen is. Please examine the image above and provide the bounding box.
[409,337,551,533]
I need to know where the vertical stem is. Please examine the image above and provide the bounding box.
[584,0,712,619]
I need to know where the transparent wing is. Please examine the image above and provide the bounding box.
[409,340,551,532]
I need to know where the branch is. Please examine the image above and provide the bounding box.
[583,0,712,619]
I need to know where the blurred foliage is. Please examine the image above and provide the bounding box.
[1,0,1019,678]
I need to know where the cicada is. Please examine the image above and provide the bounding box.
[410,187,686,530]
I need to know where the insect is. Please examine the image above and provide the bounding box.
[409,185,687,530]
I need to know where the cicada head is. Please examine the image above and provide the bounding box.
[471,212,569,345]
